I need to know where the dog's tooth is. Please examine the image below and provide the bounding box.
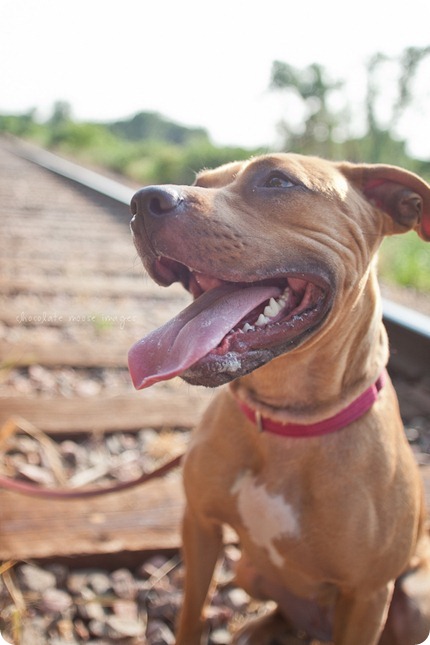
[264,298,281,318]
[242,323,254,332]
[277,288,290,305]
[255,314,269,327]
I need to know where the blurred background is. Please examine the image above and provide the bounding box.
[1,0,430,290]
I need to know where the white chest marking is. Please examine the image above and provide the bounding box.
[231,471,300,568]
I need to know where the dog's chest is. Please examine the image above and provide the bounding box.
[230,470,300,568]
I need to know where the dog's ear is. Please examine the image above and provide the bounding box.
[337,162,430,241]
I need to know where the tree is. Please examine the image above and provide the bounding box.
[365,46,430,161]
[270,61,344,157]
[108,111,208,145]
[48,101,72,128]
[270,46,430,165]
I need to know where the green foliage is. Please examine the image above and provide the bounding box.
[0,102,257,186]
[47,121,118,151]
[379,232,430,291]
[108,111,208,145]
[0,110,44,139]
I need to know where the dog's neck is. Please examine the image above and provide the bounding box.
[230,274,389,425]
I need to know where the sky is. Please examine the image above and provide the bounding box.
[1,0,430,159]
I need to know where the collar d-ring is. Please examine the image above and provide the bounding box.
[255,410,263,433]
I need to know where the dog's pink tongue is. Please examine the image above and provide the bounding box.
[128,283,280,389]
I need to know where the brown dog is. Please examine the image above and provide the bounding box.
[128,154,430,644]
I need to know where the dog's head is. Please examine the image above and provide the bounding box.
[128,153,430,389]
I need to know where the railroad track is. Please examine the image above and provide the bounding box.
[0,137,429,643]
[0,136,430,553]
[0,138,218,562]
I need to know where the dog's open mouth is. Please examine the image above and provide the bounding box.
[128,257,332,389]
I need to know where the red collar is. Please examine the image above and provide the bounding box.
[233,370,387,438]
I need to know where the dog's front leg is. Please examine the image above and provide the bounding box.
[333,582,394,645]
[176,505,223,645]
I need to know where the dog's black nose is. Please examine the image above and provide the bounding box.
[131,186,183,218]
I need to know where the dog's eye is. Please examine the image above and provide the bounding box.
[264,172,295,189]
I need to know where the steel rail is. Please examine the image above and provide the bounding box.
[382,298,430,340]
[11,137,134,205]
